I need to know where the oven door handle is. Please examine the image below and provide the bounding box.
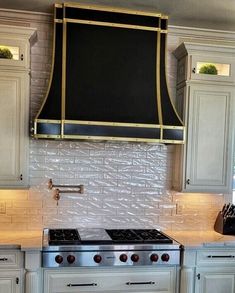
[67,283,97,287]
[126,281,155,285]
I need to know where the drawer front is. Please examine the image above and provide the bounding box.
[44,268,175,293]
[0,251,22,268]
[197,250,235,266]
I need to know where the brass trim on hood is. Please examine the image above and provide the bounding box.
[65,18,160,32]
[64,120,161,128]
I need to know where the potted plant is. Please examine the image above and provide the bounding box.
[0,47,13,59]
[199,63,218,75]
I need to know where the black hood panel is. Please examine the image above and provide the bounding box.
[34,3,185,144]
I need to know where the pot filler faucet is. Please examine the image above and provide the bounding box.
[48,179,84,205]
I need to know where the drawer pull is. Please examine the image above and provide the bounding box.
[207,255,235,258]
[126,281,155,285]
[67,283,97,287]
[0,258,8,261]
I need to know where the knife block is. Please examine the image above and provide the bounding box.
[214,212,235,235]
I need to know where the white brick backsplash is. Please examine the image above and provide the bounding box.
[0,9,225,231]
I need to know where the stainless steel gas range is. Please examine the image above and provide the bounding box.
[42,228,182,268]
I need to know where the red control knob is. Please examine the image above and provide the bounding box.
[131,254,139,262]
[161,253,170,262]
[150,253,159,262]
[119,254,128,262]
[55,255,63,264]
[67,255,75,264]
[93,254,102,263]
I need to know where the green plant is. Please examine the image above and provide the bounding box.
[0,48,13,59]
[199,64,218,75]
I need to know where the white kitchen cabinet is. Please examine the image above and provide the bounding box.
[173,42,235,193]
[0,270,21,293]
[180,248,235,293]
[44,267,177,293]
[0,250,24,293]
[195,268,235,293]
[0,24,36,188]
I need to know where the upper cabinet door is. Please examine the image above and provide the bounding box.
[185,84,234,193]
[0,71,29,187]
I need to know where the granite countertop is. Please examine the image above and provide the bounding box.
[166,230,235,249]
[0,231,42,251]
[1,230,235,251]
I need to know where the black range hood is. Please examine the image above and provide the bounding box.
[34,2,185,144]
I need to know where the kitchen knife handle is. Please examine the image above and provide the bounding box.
[222,204,226,213]
[207,255,235,258]
[67,283,97,287]
[126,281,155,285]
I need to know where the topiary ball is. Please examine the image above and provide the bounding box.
[199,64,218,75]
[0,48,13,59]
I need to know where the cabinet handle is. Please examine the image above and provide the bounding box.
[197,274,200,280]
[16,277,19,285]
[20,174,23,181]
[186,179,190,184]
[20,54,24,61]
[126,281,155,285]
[0,258,8,261]
[192,67,196,73]
[207,255,235,258]
[67,283,97,287]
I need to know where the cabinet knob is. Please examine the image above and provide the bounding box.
[20,54,24,61]
[192,67,196,73]
[20,174,23,181]
[186,179,190,184]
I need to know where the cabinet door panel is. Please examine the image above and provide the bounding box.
[185,85,233,192]
[197,273,235,293]
[0,271,20,293]
[0,71,28,187]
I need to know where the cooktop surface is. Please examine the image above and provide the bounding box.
[48,228,173,245]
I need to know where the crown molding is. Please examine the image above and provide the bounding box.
[169,25,235,46]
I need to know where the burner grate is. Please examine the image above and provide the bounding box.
[133,229,173,243]
[106,229,173,244]
[106,229,142,242]
[49,229,81,245]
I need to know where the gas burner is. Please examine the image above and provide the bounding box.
[105,229,173,244]
[49,229,81,245]
[133,229,173,243]
[105,229,142,242]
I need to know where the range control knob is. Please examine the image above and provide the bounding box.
[131,254,139,262]
[55,255,63,264]
[150,253,159,262]
[93,254,102,263]
[67,255,75,264]
[161,253,170,262]
[119,254,128,262]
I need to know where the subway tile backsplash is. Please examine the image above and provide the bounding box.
[0,9,225,231]
[0,139,224,231]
